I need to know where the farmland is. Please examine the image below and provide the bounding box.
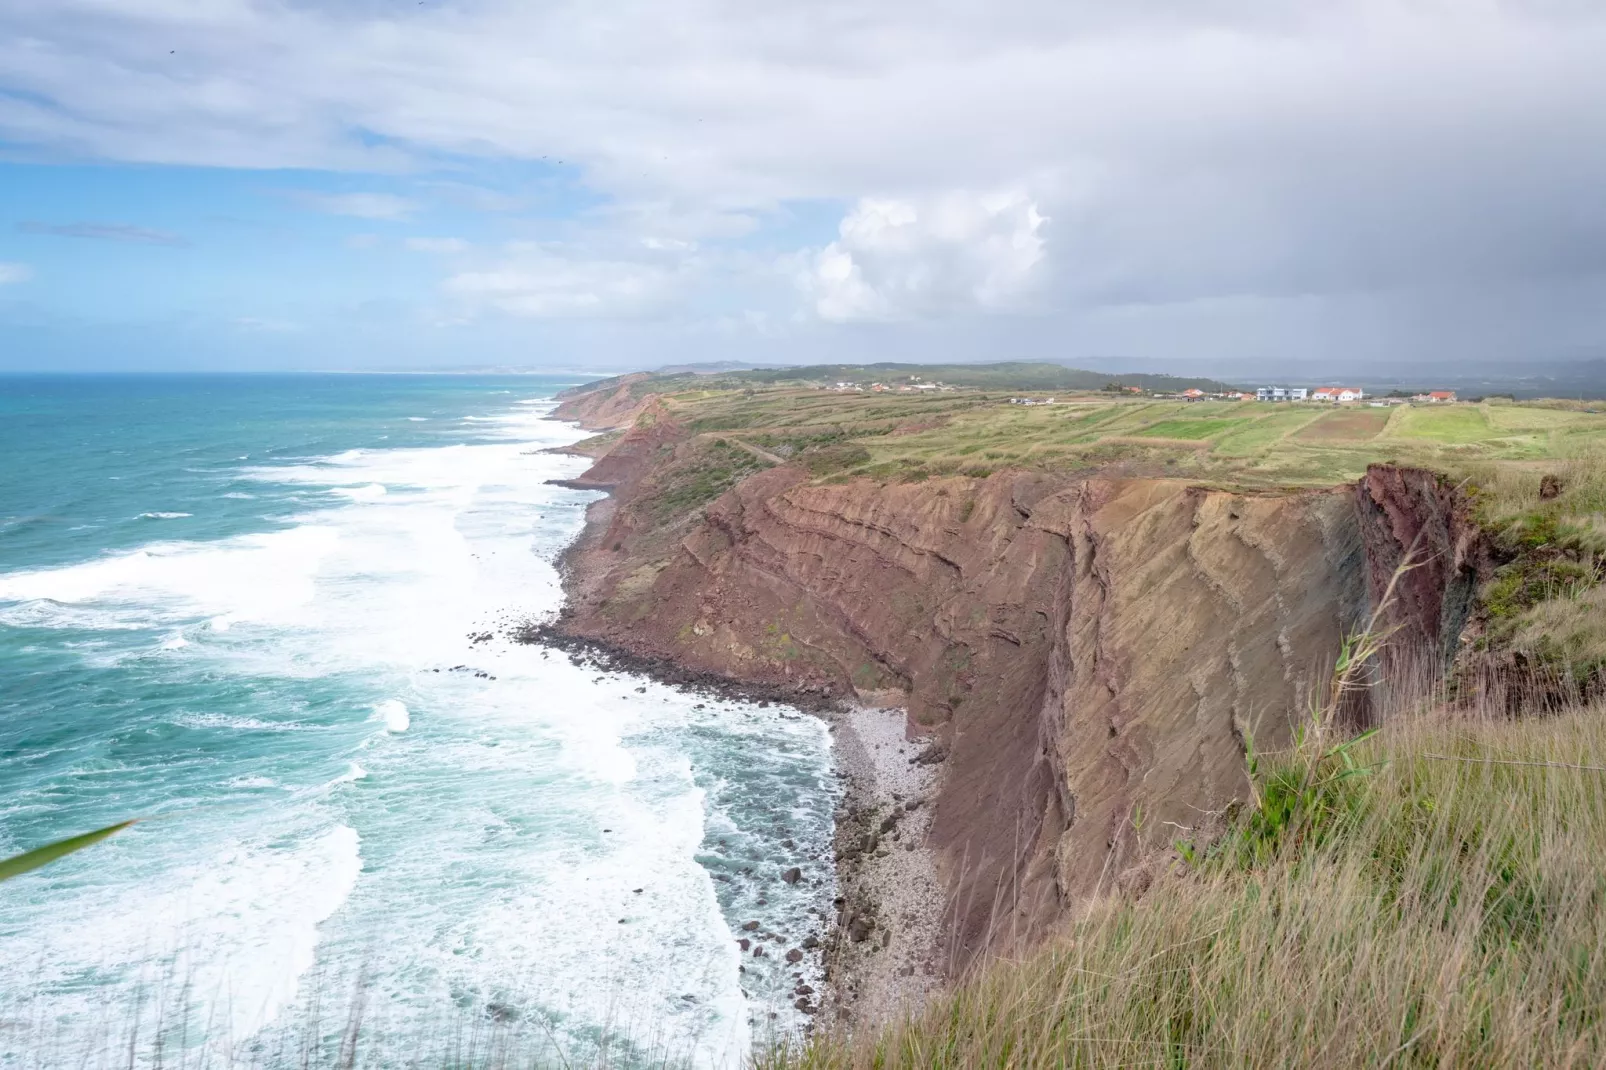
[633,383,1606,500]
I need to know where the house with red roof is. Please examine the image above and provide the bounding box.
[1311,387,1364,402]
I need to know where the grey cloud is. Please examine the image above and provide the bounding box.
[18,221,189,246]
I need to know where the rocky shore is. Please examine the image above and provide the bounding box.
[510,619,947,1030]
[818,703,945,1028]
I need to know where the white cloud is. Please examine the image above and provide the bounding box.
[444,245,690,319]
[294,193,417,220]
[406,237,470,254]
[0,262,32,285]
[804,192,1046,322]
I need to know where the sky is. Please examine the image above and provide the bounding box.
[1,0,1605,373]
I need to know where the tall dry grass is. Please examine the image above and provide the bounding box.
[766,705,1606,1069]
[0,964,706,1070]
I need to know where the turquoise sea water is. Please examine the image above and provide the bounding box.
[0,375,836,1067]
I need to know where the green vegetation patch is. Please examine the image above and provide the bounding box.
[1390,404,1495,442]
[638,438,771,526]
[802,442,873,476]
[1211,409,1321,457]
[1134,417,1250,441]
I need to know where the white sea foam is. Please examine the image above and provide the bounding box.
[173,712,302,731]
[407,417,428,421]
[0,392,824,1065]
[159,631,189,649]
[0,823,363,1063]
[334,761,368,784]
[137,511,192,519]
[0,524,338,626]
[375,699,410,732]
[221,491,255,499]
[333,483,387,501]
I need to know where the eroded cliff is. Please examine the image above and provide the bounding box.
[549,388,1493,973]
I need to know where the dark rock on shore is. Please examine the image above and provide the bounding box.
[509,621,846,714]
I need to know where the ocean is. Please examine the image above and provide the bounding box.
[0,374,837,1067]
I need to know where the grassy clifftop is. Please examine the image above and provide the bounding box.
[578,374,1606,525]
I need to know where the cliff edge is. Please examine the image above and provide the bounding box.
[544,382,1506,1015]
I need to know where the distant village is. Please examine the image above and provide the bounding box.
[815,376,1460,406]
[822,377,956,394]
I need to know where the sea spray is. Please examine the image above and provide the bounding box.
[375,699,411,732]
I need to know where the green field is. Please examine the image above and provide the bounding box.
[1388,404,1497,442]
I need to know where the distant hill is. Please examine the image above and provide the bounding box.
[651,360,792,375]
[587,361,1240,395]
[736,361,1239,392]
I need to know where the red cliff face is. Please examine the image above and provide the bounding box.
[555,414,1493,970]
[1355,465,1499,702]
[552,373,654,430]
[558,397,681,492]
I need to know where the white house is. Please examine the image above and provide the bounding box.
[1256,387,1309,402]
[1311,387,1364,402]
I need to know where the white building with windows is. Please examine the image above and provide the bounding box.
[1311,387,1364,402]
[1256,386,1309,402]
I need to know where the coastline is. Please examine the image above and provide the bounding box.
[521,412,948,1034]
[512,621,947,1033]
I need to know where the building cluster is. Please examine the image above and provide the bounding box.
[823,378,955,393]
[1252,386,1458,405]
